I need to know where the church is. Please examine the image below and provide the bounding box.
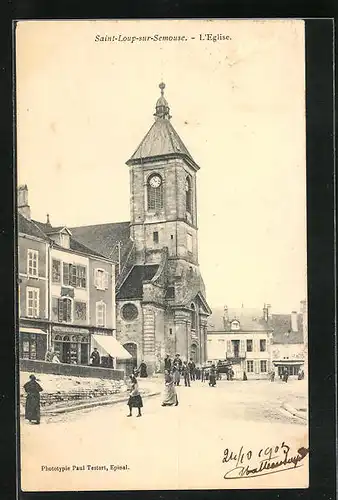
[71,83,212,374]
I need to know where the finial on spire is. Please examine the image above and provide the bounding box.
[159,82,165,96]
[154,82,171,120]
[46,213,50,225]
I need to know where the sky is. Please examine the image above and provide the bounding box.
[16,19,307,314]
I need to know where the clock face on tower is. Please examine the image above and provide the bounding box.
[149,175,162,188]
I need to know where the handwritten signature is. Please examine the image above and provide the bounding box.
[222,442,309,479]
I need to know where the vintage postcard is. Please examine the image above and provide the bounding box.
[16,19,308,491]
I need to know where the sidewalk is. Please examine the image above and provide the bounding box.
[20,375,163,416]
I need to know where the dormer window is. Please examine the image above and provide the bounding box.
[60,232,70,249]
[230,320,240,331]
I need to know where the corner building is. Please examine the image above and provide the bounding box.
[72,84,212,374]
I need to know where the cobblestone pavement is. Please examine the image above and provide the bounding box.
[20,378,308,491]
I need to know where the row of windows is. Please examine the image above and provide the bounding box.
[24,251,110,291]
[24,287,107,327]
[52,260,109,290]
[147,173,193,213]
[247,360,268,373]
[215,339,267,352]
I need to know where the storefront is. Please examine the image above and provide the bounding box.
[273,359,304,377]
[19,326,48,360]
[52,325,90,365]
[91,333,132,369]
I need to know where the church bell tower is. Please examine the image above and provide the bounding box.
[126,83,200,268]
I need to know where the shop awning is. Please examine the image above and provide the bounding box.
[92,334,132,359]
[273,359,304,365]
[20,327,47,335]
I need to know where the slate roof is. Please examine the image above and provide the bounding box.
[208,307,268,332]
[30,219,109,259]
[69,222,132,264]
[116,265,159,300]
[17,213,49,241]
[269,314,304,344]
[208,306,304,344]
[127,118,199,169]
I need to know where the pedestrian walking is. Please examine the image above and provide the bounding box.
[283,368,289,383]
[188,358,196,381]
[138,360,148,378]
[270,370,275,382]
[90,347,100,366]
[44,348,54,362]
[127,375,143,417]
[209,364,217,387]
[182,361,191,387]
[195,365,201,380]
[173,354,182,386]
[243,371,248,381]
[23,374,43,425]
[161,370,179,406]
[164,354,172,373]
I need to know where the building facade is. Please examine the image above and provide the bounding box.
[17,186,127,366]
[18,211,49,360]
[71,83,212,374]
[207,307,273,379]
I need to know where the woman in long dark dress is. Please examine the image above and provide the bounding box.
[127,375,143,417]
[209,365,217,387]
[24,374,43,424]
[138,361,148,378]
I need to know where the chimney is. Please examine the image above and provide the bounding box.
[223,305,229,330]
[17,184,31,220]
[291,311,298,332]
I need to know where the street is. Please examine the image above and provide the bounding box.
[20,378,308,491]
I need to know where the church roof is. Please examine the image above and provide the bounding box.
[126,83,199,170]
[116,265,159,299]
[70,222,132,264]
[127,119,198,169]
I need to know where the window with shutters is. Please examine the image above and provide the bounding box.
[247,360,254,373]
[63,263,71,286]
[27,249,38,277]
[95,269,108,290]
[58,297,73,323]
[96,301,106,327]
[62,263,87,288]
[260,339,267,352]
[246,339,253,352]
[26,287,39,317]
[76,266,87,288]
[52,259,61,283]
[260,360,267,373]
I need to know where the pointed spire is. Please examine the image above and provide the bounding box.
[154,82,171,120]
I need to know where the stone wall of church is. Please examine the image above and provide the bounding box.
[116,299,143,365]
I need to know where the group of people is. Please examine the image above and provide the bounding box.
[44,348,61,363]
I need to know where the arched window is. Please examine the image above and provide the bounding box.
[191,303,197,331]
[185,176,192,214]
[147,174,163,211]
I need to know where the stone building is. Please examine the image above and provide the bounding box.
[207,306,273,379]
[71,83,212,374]
[17,185,131,366]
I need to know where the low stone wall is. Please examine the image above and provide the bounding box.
[20,358,125,380]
